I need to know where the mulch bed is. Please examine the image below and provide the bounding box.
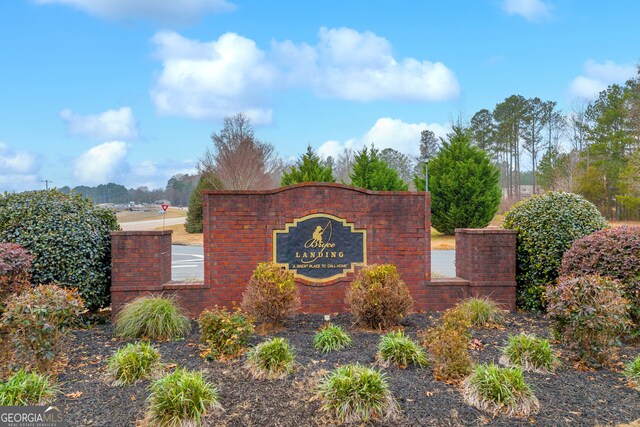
[48,312,640,426]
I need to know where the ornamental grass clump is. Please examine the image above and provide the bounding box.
[198,307,254,360]
[241,262,300,325]
[114,295,191,341]
[624,355,640,390]
[500,333,557,373]
[107,342,161,386]
[245,337,295,379]
[0,369,57,406]
[1,284,83,371]
[318,364,399,424]
[313,323,352,354]
[462,363,539,417]
[420,307,473,382]
[547,275,630,367]
[146,368,221,427]
[456,297,506,327]
[346,264,413,329]
[377,330,428,368]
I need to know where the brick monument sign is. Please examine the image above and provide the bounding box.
[111,183,516,317]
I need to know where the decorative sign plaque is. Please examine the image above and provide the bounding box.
[273,213,366,283]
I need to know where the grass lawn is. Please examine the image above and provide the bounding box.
[117,207,187,223]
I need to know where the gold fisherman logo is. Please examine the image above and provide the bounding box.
[297,221,342,263]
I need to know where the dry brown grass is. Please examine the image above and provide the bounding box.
[154,224,203,246]
[117,208,187,223]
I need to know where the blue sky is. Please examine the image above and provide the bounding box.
[1,0,638,192]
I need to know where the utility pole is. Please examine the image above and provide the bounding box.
[41,179,53,190]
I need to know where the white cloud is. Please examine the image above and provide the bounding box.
[149,27,460,122]
[502,0,553,22]
[59,107,139,140]
[73,141,129,185]
[569,59,636,99]
[128,159,198,190]
[150,31,276,124]
[317,118,449,159]
[0,142,41,192]
[34,0,234,25]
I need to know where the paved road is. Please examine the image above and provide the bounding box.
[120,217,186,231]
[170,246,456,281]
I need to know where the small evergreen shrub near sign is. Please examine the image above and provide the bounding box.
[0,242,33,313]
[420,307,473,382]
[500,333,558,373]
[624,355,640,390]
[456,297,506,327]
[0,190,120,310]
[245,337,296,379]
[547,275,630,367]
[462,363,540,417]
[376,330,428,368]
[146,368,221,427]
[107,342,161,386]
[561,226,640,328]
[241,263,301,325]
[114,295,191,341]
[198,307,254,360]
[318,364,399,423]
[0,369,57,406]
[502,192,607,311]
[1,284,83,371]
[346,264,413,329]
[313,323,352,354]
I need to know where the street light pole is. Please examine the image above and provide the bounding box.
[424,154,430,192]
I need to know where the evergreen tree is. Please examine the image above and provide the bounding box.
[184,173,224,233]
[426,126,501,235]
[281,145,335,185]
[349,145,408,191]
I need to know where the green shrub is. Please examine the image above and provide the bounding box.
[502,192,607,311]
[456,297,506,327]
[313,323,352,354]
[349,145,408,191]
[418,126,501,235]
[0,242,33,313]
[420,307,473,382]
[1,284,83,371]
[0,369,57,405]
[346,264,413,329]
[245,337,295,379]
[107,342,161,386]
[198,307,254,360]
[0,190,120,310]
[500,333,557,373]
[561,226,640,327]
[114,295,191,341]
[462,363,539,417]
[281,145,335,185]
[624,355,640,390]
[241,262,300,325]
[185,173,224,234]
[547,275,630,367]
[377,330,427,368]
[318,364,399,423]
[147,367,221,427]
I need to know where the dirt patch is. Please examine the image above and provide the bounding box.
[154,223,203,246]
[49,312,640,426]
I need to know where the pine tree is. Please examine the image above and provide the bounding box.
[427,126,501,235]
[281,145,335,185]
[350,145,408,191]
[184,173,224,233]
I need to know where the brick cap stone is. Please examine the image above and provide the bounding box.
[455,228,516,235]
[111,230,173,236]
[203,182,429,197]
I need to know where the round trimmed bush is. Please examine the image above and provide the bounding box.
[313,323,352,354]
[245,337,295,379]
[561,226,640,325]
[241,262,301,325]
[346,264,413,329]
[114,295,191,341]
[547,275,630,367]
[502,192,607,311]
[0,190,120,310]
[318,364,399,423]
[377,330,428,368]
[107,341,161,386]
[147,368,221,426]
[198,307,254,360]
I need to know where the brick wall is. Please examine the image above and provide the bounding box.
[110,184,517,317]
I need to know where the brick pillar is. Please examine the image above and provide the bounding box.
[455,228,517,309]
[111,230,172,315]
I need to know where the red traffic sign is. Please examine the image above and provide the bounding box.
[161,204,169,211]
